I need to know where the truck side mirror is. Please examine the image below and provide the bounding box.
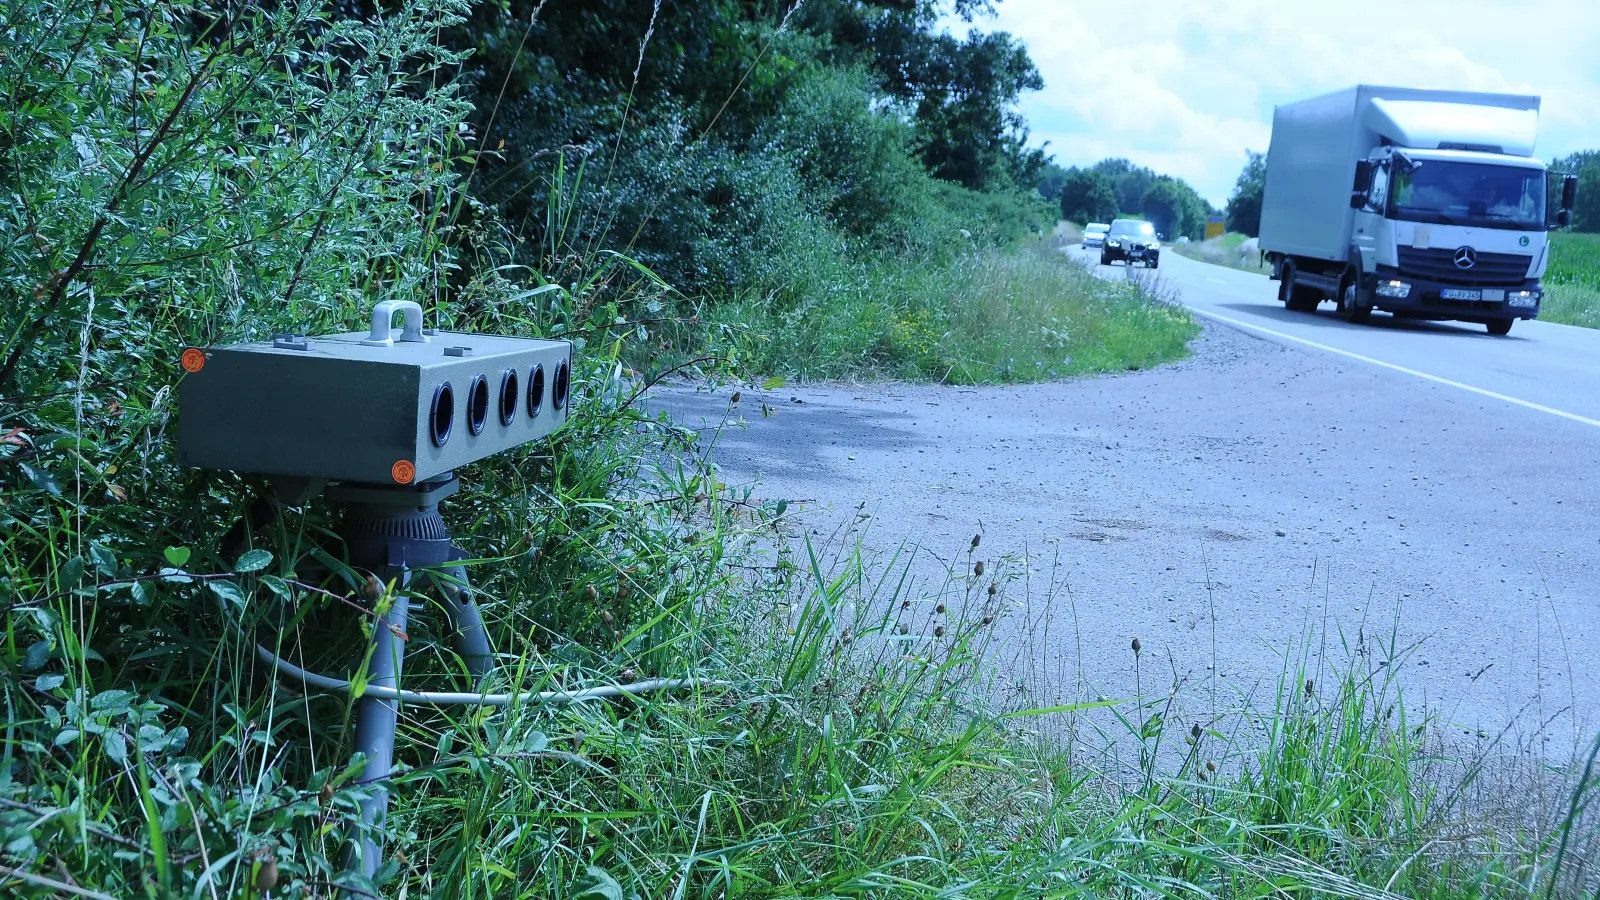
[1556,209,1571,228]
[1350,160,1374,210]
[1351,160,1374,193]
[1562,174,1579,211]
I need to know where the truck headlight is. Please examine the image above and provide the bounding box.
[1375,280,1411,298]
[1107,240,1120,247]
[1508,290,1540,308]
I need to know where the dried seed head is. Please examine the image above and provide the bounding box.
[982,614,994,625]
[620,668,637,684]
[901,599,911,610]
[1191,723,1203,739]
[1196,769,1208,783]
[617,582,632,600]
[361,574,382,602]
[896,623,909,635]
[600,610,614,625]
[973,561,985,577]
[971,533,981,550]
[934,625,946,638]
[987,583,998,596]
[1304,678,1315,697]
[319,783,334,805]
[730,391,742,404]
[1131,637,1142,656]
[585,584,599,602]
[935,603,946,614]
[1205,760,1217,773]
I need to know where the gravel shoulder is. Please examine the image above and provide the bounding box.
[647,315,1599,753]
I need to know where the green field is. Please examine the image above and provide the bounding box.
[1542,231,1600,328]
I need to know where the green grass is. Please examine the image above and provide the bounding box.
[709,236,1199,384]
[1541,231,1600,328]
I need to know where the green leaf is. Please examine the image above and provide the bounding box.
[571,866,623,900]
[23,641,50,672]
[19,462,60,495]
[235,549,272,573]
[103,730,128,765]
[55,729,79,748]
[207,580,246,608]
[89,543,118,577]
[521,731,548,753]
[762,376,786,390]
[163,546,191,567]
[35,674,65,691]
[775,498,788,517]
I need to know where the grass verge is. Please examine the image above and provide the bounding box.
[708,236,1198,384]
[1172,232,1272,275]
[1541,232,1600,328]
[6,489,1599,897]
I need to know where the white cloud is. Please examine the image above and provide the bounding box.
[952,0,1600,206]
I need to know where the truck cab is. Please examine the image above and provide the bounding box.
[1350,146,1550,332]
[1259,86,1579,336]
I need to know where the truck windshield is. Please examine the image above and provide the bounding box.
[1109,221,1154,238]
[1389,161,1546,231]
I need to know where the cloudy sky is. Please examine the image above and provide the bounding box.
[951,0,1600,206]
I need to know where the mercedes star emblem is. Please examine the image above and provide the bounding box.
[1453,246,1477,270]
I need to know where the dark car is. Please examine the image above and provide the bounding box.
[1100,219,1161,268]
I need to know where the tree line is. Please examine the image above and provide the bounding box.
[1044,159,1221,241]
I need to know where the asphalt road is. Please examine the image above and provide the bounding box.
[648,247,1600,752]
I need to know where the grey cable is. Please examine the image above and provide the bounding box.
[255,641,718,707]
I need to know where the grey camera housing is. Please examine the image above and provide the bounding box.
[179,305,572,485]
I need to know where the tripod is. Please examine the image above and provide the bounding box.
[326,473,492,879]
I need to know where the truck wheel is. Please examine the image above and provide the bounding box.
[1100,253,1110,266]
[1485,318,1513,336]
[1149,256,1160,269]
[1280,261,1318,312]
[1337,277,1370,324]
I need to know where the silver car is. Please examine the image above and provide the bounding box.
[1082,222,1110,249]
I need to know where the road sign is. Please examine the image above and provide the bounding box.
[1205,215,1225,240]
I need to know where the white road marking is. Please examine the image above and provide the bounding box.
[1207,278,1227,284]
[1188,308,1600,430]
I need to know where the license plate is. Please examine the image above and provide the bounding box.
[1440,288,1481,301]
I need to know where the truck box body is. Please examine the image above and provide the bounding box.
[1259,86,1541,263]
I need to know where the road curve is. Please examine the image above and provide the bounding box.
[649,246,1600,753]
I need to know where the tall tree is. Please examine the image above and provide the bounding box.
[1224,151,1267,237]
[1553,150,1600,232]
[1140,176,1210,240]
[1059,168,1118,224]
[1090,158,1157,216]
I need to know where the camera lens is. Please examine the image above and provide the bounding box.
[552,361,570,411]
[498,368,518,426]
[527,364,545,417]
[430,382,454,447]
[467,375,489,436]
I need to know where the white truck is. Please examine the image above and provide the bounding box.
[1259,85,1579,335]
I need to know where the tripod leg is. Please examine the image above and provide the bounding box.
[438,546,494,680]
[348,578,410,880]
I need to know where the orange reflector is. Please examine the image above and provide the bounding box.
[391,460,416,484]
[180,348,206,373]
